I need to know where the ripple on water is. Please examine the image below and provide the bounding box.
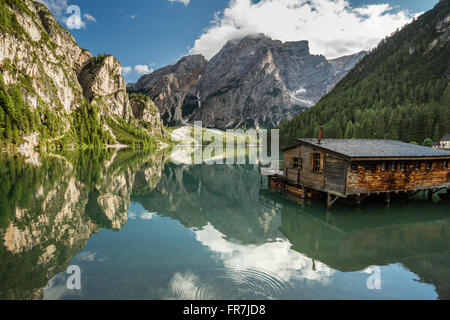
[222,267,292,299]
[169,271,217,300]
[168,267,292,300]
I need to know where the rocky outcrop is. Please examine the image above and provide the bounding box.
[129,93,166,138]
[128,55,207,125]
[78,55,131,119]
[327,51,368,89]
[0,1,86,113]
[128,34,366,128]
[0,0,164,148]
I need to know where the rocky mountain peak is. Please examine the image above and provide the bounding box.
[129,33,366,128]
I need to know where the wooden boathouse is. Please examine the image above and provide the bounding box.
[272,134,450,208]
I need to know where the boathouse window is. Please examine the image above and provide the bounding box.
[444,160,448,169]
[426,162,432,170]
[400,162,406,171]
[293,157,301,169]
[381,161,387,171]
[415,162,421,170]
[391,162,397,171]
[311,153,322,173]
[351,162,358,172]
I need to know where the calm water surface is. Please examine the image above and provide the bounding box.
[0,149,449,299]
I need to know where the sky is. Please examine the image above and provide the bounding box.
[36,0,439,83]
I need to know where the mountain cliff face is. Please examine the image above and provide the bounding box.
[128,34,366,128]
[0,0,165,149]
[77,54,132,120]
[279,0,450,146]
[127,55,207,125]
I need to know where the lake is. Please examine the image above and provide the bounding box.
[0,149,449,299]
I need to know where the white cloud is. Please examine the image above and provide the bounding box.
[76,251,97,262]
[36,0,96,30]
[83,13,97,23]
[169,0,191,6]
[134,64,154,75]
[121,64,156,79]
[140,211,157,220]
[195,223,335,286]
[190,0,418,60]
[121,66,133,76]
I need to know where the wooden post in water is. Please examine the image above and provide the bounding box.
[428,189,431,201]
[385,192,391,207]
[327,193,340,209]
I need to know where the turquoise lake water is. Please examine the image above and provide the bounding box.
[0,149,449,299]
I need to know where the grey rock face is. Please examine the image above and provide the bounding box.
[0,0,165,147]
[129,34,366,128]
[129,94,167,138]
[127,55,207,125]
[78,55,131,119]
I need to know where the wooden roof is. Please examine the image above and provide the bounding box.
[293,138,450,159]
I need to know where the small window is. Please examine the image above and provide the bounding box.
[415,162,421,170]
[391,162,397,171]
[293,158,301,169]
[400,162,406,171]
[313,153,321,173]
[426,162,432,170]
[381,161,387,171]
[444,160,448,169]
[351,162,358,172]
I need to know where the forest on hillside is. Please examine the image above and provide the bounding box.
[279,0,450,148]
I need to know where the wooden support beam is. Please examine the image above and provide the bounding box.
[385,192,391,206]
[327,193,340,209]
[428,188,436,201]
[356,193,369,206]
[407,190,421,198]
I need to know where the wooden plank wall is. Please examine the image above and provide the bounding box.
[282,144,329,191]
[299,145,325,190]
[325,154,347,195]
[286,168,300,184]
[282,148,300,168]
[347,161,450,194]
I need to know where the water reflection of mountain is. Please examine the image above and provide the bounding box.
[0,150,168,299]
[2,150,450,299]
[133,163,283,245]
[261,191,450,299]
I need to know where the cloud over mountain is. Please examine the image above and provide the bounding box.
[190,0,418,59]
